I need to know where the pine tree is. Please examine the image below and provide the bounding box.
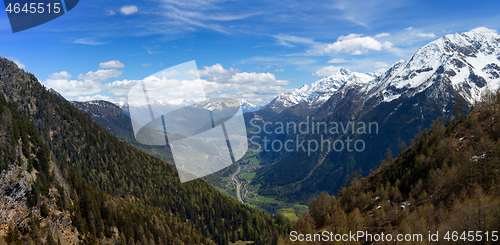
[5,225,21,245]
[452,96,466,120]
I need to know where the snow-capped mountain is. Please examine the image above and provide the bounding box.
[70,100,121,111]
[259,27,500,119]
[120,99,194,117]
[364,27,500,104]
[149,98,197,106]
[253,27,500,202]
[260,68,379,114]
[189,98,260,113]
[122,98,260,118]
[240,100,261,113]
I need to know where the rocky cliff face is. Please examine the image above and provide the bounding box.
[0,148,34,237]
[0,145,79,244]
[0,58,80,244]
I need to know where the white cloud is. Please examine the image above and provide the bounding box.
[99,60,125,69]
[227,72,278,85]
[49,71,72,80]
[120,5,138,15]
[374,68,388,73]
[102,79,140,100]
[64,63,289,106]
[44,72,101,97]
[141,63,152,67]
[324,34,393,54]
[43,68,123,97]
[157,70,183,77]
[198,63,237,78]
[106,9,116,15]
[469,27,497,33]
[313,66,343,77]
[275,68,284,72]
[276,79,289,85]
[203,74,289,105]
[327,58,346,63]
[71,94,115,102]
[119,76,208,106]
[374,61,390,68]
[375,33,391,38]
[404,27,436,38]
[129,63,289,105]
[78,69,123,83]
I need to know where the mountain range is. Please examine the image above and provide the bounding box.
[60,28,500,208]
[62,28,500,206]
[0,57,290,244]
[261,27,500,118]
[249,27,500,203]
[35,28,500,208]
[121,98,260,118]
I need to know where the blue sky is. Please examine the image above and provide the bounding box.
[1,0,500,105]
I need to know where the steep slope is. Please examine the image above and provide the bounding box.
[0,96,212,244]
[70,98,259,163]
[282,101,500,244]
[70,100,137,143]
[0,57,291,245]
[70,100,178,164]
[252,28,500,204]
[69,99,238,193]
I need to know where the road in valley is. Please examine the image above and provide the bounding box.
[232,166,243,203]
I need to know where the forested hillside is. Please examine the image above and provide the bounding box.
[0,57,291,244]
[281,92,500,244]
[68,100,176,165]
[0,95,214,244]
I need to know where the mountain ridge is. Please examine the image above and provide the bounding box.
[252,28,500,204]
[259,68,379,116]
[257,27,500,120]
[363,27,500,104]
[0,57,291,244]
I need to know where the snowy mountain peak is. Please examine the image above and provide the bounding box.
[259,28,500,116]
[148,98,196,107]
[261,68,378,113]
[366,28,500,104]
[240,100,261,113]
